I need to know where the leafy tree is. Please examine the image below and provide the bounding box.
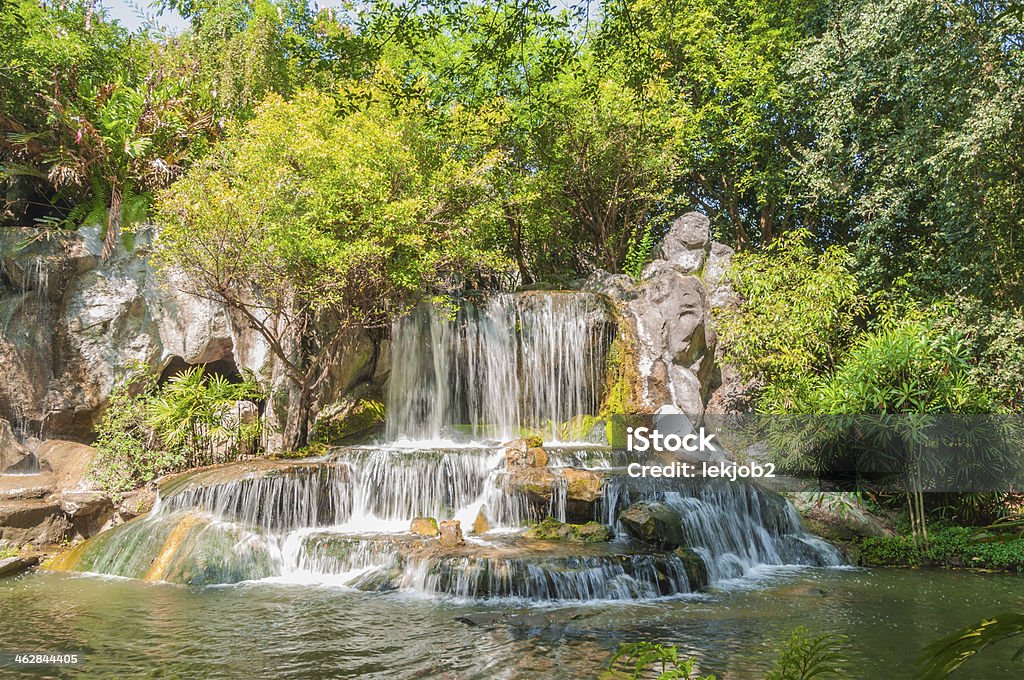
[0,0,220,252]
[716,229,865,412]
[598,0,827,247]
[791,0,1024,303]
[153,84,510,447]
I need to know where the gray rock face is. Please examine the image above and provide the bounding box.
[650,212,711,275]
[578,211,747,419]
[0,226,246,442]
[628,266,715,416]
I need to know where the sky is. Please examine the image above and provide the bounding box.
[102,1,189,33]
[102,0,356,34]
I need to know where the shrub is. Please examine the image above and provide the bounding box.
[90,364,266,496]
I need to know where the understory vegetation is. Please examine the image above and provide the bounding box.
[89,363,264,495]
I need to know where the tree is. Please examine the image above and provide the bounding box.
[791,0,1024,303]
[597,0,827,248]
[716,229,865,412]
[153,84,510,448]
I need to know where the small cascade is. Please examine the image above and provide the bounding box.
[386,293,612,443]
[602,477,844,580]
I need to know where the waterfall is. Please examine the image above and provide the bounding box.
[52,290,844,601]
[385,293,611,443]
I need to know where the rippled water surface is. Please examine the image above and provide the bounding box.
[1,567,1022,679]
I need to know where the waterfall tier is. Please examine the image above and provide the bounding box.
[385,293,613,443]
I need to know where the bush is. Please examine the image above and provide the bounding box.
[858,526,1024,572]
[716,230,865,413]
[90,363,266,496]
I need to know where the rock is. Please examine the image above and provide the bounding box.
[0,555,38,578]
[525,517,610,542]
[438,520,465,547]
[648,213,711,275]
[410,517,440,537]
[618,502,688,549]
[0,474,54,501]
[660,212,712,254]
[57,491,110,517]
[789,492,895,542]
[579,269,638,302]
[0,419,29,473]
[504,438,547,468]
[0,499,70,544]
[703,242,738,311]
[310,385,385,445]
[673,547,709,589]
[506,467,605,524]
[117,488,156,520]
[627,266,715,416]
[472,509,490,535]
[35,440,97,492]
[58,491,114,538]
[561,468,602,503]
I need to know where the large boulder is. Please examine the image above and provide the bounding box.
[627,267,715,416]
[618,502,688,549]
[35,440,98,492]
[0,499,70,545]
[505,467,605,523]
[648,212,711,275]
[310,384,385,446]
[58,491,115,539]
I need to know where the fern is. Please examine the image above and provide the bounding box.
[766,627,848,680]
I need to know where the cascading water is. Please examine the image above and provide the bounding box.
[386,293,612,443]
[51,291,843,602]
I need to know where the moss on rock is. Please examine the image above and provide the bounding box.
[525,517,611,543]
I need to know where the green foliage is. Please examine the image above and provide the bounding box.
[919,612,1024,679]
[525,517,611,542]
[791,0,1024,303]
[938,297,1024,413]
[599,0,827,247]
[860,526,1024,572]
[0,544,18,559]
[89,363,168,495]
[90,363,265,495]
[717,230,865,412]
[813,313,991,416]
[609,642,716,679]
[766,626,847,680]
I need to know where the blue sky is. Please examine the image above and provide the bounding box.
[102,1,189,33]
[101,0,355,34]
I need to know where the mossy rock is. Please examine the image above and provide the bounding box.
[311,390,385,445]
[673,547,709,589]
[619,502,688,549]
[525,517,610,543]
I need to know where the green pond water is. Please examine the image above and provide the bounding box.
[0,566,1021,679]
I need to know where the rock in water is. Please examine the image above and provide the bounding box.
[618,502,688,549]
[0,555,39,579]
[410,517,440,537]
[504,438,547,468]
[525,517,610,543]
[472,508,490,535]
[439,520,465,547]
